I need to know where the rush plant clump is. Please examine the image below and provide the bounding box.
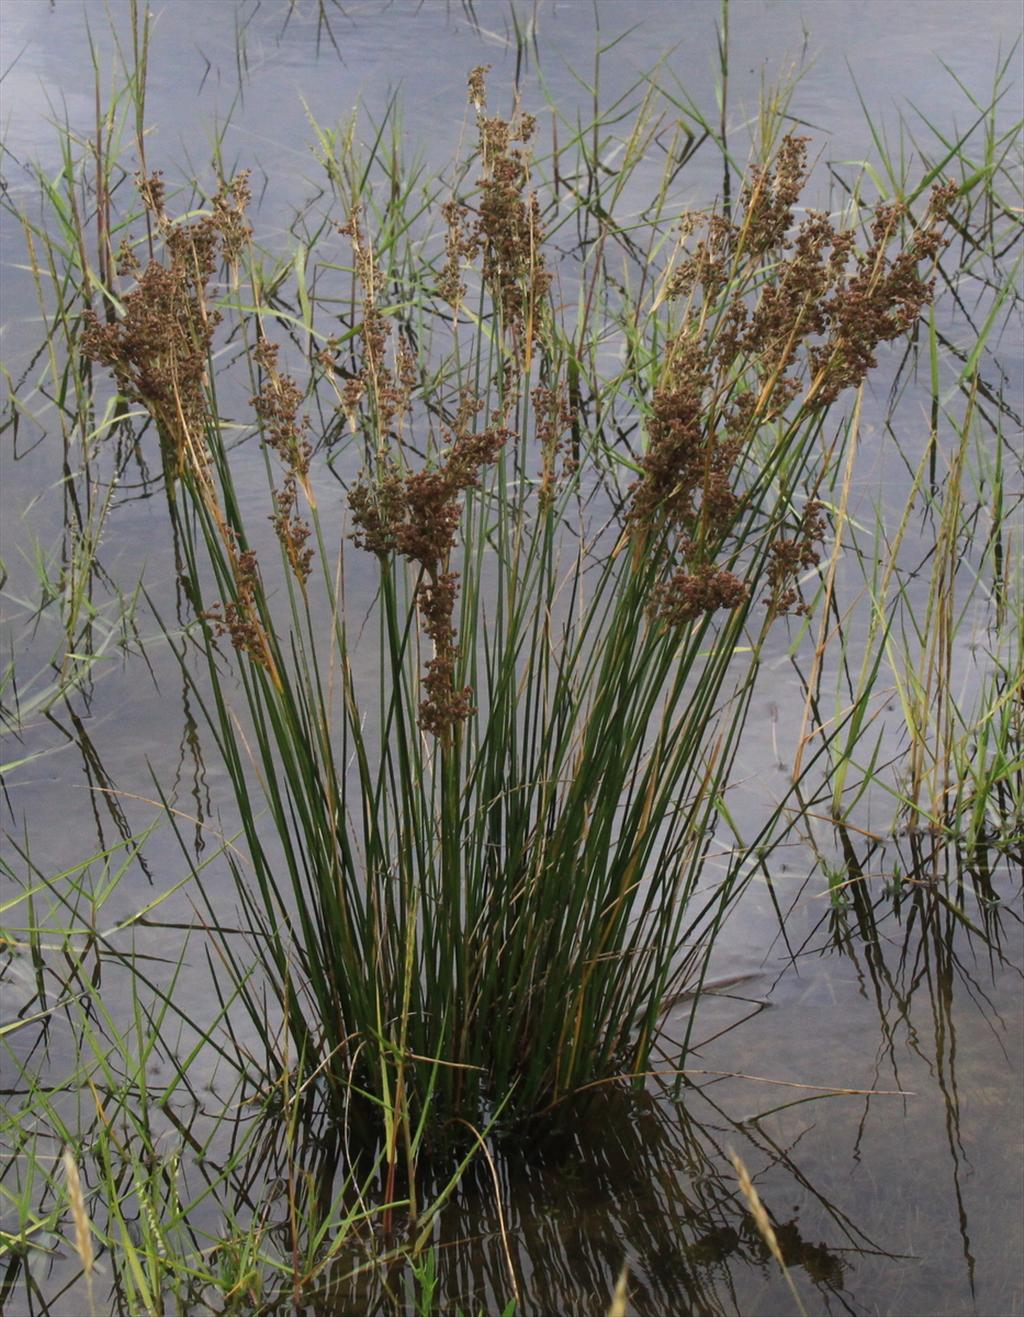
[79,70,954,1161]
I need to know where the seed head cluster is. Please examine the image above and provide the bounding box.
[82,172,286,684]
[438,67,551,374]
[252,339,314,588]
[632,137,954,625]
[349,392,511,740]
[649,563,750,628]
[203,546,266,665]
[532,383,575,511]
[82,172,251,483]
[764,498,827,617]
[330,206,417,440]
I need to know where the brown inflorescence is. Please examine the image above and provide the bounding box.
[349,395,511,740]
[467,64,490,111]
[82,172,251,484]
[269,473,314,588]
[476,106,551,342]
[632,139,954,630]
[437,68,552,378]
[649,564,750,628]
[764,498,827,617]
[82,173,285,683]
[438,199,480,312]
[532,383,575,511]
[202,546,276,674]
[627,337,716,535]
[806,191,957,405]
[417,571,475,739]
[252,340,312,481]
[252,339,315,587]
[738,134,810,260]
[328,206,416,441]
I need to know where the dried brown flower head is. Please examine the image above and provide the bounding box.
[349,399,511,739]
[764,498,827,616]
[203,545,278,677]
[630,139,953,631]
[330,206,417,440]
[468,65,491,111]
[649,565,749,628]
[81,173,253,488]
[438,67,551,377]
[533,384,575,510]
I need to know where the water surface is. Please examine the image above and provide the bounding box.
[2,3,1021,1314]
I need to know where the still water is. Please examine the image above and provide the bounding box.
[2,2,1021,1314]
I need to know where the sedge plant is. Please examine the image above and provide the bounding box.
[77,72,957,1157]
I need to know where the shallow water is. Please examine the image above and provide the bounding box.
[428,860,1023,1315]
[2,3,1022,1314]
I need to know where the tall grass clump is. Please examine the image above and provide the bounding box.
[78,71,955,1148]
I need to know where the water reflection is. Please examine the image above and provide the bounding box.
[292,1079,886,1316]
[809,835,1021,1305]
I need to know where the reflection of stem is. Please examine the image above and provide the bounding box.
[46,702,156,885]
[823,832,1011,1296]
[452,1118,521,1309]
[695,1077,890,1261]
[173,674,210,858]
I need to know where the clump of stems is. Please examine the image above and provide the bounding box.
[80,72,953,1158]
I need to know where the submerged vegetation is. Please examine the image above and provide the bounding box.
[2,2,1021,1313]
